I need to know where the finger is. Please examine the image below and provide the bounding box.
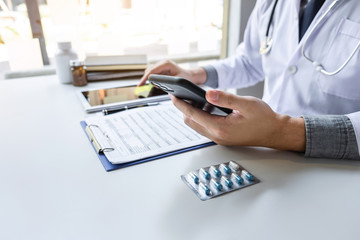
[206,90,255,113]
[138,60,174,86]
[138,65,153,86]
[170,95,221,130]
[139,64,159,86]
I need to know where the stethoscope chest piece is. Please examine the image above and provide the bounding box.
[260,37,273,55]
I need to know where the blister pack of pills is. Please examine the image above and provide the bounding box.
[181,161,260,201]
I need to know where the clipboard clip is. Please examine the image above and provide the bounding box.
[85,124,115,154]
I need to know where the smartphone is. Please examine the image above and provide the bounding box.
[149,74,232,116]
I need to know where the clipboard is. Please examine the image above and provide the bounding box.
[80,121,215,171]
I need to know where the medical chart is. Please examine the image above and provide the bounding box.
[85,101,211,164]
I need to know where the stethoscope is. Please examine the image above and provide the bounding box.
[260,0,360,76]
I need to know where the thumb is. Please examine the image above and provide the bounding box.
[206,90,253,112]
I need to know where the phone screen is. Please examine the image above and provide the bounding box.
[81,84,166,107]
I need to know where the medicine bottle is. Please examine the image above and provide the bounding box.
[70,60,88,86]
[54,42,78,84]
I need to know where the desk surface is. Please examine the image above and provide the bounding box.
[1,75,360,240]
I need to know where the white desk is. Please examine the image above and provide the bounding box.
[1,75,360,240]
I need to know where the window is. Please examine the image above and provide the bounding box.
[0,0,224,71]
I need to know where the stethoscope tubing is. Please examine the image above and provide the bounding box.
[300,0,356,76]
[262,0,360,76]
[265,0,279,37]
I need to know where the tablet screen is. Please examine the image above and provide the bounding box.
[81,84,167,107]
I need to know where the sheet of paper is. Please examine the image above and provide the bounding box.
[85,102,211,164]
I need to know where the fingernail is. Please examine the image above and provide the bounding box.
[207,90,219,102]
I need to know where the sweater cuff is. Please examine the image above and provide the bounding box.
[303,115,359,160]
[202,65,219,88]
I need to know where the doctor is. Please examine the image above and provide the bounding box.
[139,0,360,160]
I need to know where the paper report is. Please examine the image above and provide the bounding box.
[85,102,211,164]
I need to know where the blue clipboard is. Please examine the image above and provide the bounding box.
[80,121,215,171]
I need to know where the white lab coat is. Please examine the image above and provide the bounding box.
[211,0,360,154]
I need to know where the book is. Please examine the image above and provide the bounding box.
[85,64,147,72]
[85,54,147,65]
[85,55,147,72]
[86,70,145,81]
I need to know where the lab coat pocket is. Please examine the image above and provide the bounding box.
[317,18,360,100]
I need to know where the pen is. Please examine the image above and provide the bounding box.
[102,102,159,115]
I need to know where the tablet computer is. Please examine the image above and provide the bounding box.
[77,83,169,113]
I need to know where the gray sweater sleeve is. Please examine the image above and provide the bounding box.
[202,65,219,88]
[303,115,360,160]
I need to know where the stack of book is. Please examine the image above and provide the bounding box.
[84,55,147,81]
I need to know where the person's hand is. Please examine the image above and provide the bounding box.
[138,60,207,86]
[170,89,306,152]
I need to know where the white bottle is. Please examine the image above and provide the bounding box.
[54,42,78,84]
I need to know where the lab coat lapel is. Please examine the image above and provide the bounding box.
[287,0,344,66]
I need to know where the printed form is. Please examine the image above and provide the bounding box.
[85,101,211,164]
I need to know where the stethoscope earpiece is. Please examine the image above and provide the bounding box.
[313,61,323,72]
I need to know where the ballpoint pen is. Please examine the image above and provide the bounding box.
[102,102,159,115]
